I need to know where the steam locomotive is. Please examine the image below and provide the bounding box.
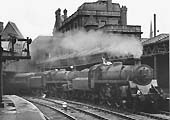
[5,62,165,112]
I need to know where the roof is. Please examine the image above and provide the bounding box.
[142,34,169,45]
[78,1,120,12]
[32,35,54,48]
[1,21,24,39]
[33,36,53,42]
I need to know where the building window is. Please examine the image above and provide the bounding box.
[99,20,106,27]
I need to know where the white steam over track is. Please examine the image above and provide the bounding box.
[31,29,143,63]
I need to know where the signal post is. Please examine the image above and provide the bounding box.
[0,35,32,107]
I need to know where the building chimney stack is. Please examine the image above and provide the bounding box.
[107,0,112,11]
[53,8,62,35]
[154,14,156,37]
[150,21,153,38]
[120,6,127,25]
[63,9,67,20]
[0,22,3,33]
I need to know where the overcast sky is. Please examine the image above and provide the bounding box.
[0,0,169,39]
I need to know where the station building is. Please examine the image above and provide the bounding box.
[53,0,142,38]
[38,0,143,68]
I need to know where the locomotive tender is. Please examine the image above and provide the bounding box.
[8,62,165,112]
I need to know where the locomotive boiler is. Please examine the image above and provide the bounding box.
[45,70,79,97]
[71,62,154,92]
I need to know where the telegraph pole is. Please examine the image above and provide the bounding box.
[153,13,157,79]
[0,35,4,107]
[154,14,156,37]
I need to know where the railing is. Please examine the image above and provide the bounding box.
[100,25,141,33]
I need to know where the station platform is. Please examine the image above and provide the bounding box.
[0,95,46,120]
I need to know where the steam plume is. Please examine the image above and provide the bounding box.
[60,29,143,58]
[31,29,143,63]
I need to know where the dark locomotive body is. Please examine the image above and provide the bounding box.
[5,62,166,112]
[64,62,163,112]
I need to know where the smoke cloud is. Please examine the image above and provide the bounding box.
[61,29,143,58]
[31,29,143,63]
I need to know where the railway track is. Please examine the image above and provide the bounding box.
[138,112,170,120]
[25,97,142,120]
[26,97,125,120]
[35,97,161,120]
[48,97,170,120]
[25,97,170,120]
[27,98,77,120]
